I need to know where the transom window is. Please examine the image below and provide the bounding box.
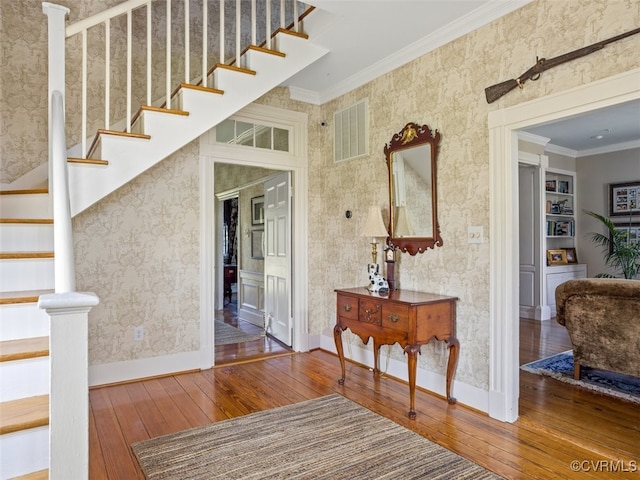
[216,119,290,153]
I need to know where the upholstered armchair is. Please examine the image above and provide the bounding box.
[555,278,640,380]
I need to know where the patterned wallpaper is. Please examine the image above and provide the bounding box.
[73,140,201,365]
[253,0,640,388]
[3,1,640,388]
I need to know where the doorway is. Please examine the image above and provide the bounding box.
[488,67,640,422]
[214,167,293,365]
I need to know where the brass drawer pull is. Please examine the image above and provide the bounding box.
[343,304,352,312]
[389,313,399,323]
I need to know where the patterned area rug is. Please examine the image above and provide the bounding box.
[132,394,503,480]
[214,320,261,345]
[521,350,640,404]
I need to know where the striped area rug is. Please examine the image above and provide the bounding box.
[214,320,261,345]
[132,394,502,479]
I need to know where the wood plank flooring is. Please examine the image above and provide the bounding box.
[89,317,640,479]
[214,297,291,365]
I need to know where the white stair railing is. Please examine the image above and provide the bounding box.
[63,0,309,158]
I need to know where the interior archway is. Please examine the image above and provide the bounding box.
[488,68,640,422]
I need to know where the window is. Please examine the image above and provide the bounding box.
[216,119,290,153]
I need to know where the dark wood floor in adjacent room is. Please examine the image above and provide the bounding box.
[89,317,640,479]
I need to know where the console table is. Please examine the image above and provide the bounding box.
[334,287,459,419]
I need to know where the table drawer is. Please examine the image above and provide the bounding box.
[358,298,383,326]
[337,294,358,320]
[382,303,409,331]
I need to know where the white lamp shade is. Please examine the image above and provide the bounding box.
[361,206,388,239]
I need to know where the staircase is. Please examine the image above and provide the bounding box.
[0,1,329,477]
[0,191,53,479]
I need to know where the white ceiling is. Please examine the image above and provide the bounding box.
[522,100,640,156]
[283,0,534,104]
[282,0,640,156]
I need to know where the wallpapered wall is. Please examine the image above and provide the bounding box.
[251,0,640,389]
[3,1,639,387]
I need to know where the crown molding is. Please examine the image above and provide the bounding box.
[544,143,578,158]
[575,139,640,158]
[291,0,534,105]
[517,131,550,146]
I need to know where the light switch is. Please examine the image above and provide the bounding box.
[468,226,483,244]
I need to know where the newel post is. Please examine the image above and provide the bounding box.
[42,2,69,203]
[38,293,99,480]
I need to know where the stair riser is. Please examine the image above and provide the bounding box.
[241,49,285,72]
[0,224,53,253]
[0,304,49,342]
[140,111,192,143]
[0,259,54,293]
[0,194,50,219]
[0,357,49,402]
[0,426,49,480]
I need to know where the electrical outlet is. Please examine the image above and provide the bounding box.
[134,326,144,342]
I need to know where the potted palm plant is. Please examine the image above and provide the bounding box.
[585,210,640,279]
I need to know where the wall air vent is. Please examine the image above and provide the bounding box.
[334,98,369,163]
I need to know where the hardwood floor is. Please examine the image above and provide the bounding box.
[214,295,291,365]
[89,317,640,479]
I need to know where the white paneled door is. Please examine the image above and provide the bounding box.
[264,172,292,346]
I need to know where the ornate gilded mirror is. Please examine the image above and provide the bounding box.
[385,122,442,255]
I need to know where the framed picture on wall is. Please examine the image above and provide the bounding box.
[609,181,640,217]
[251,195,265,225]
[251,229,264,259]
[610,223,640,249]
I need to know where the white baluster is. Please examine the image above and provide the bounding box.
[147,1,152,105]
[235,0,241,64]
[105,19,110,129]
[184,0,190,83]
[81,29,87,155]
[220,0,225,64]
[166,0,172,108]
[202,0,208,87]
[126,10,132,132]
[251,0,256,45]
[265,0,271,50]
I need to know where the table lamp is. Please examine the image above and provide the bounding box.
[361,206,388,264]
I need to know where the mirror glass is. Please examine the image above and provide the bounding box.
[385,123,442,255]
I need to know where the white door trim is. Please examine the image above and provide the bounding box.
[199,104,309,368]
[488,67,640,422]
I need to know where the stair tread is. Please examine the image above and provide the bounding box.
[11,469,49,480]
[247,44,286,58]
[0,336,49,362]
[180,82,224,95]
[68,157,109,166]
[0,395,49,435]
[0,219,53,224]
[213,63,257,75]
[0,189,48,196]
[0,252,54,260]
[141,105,189,116]
[0,290,54,305]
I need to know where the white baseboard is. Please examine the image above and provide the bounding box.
[319,332,489,414]
[89,350,203,387]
